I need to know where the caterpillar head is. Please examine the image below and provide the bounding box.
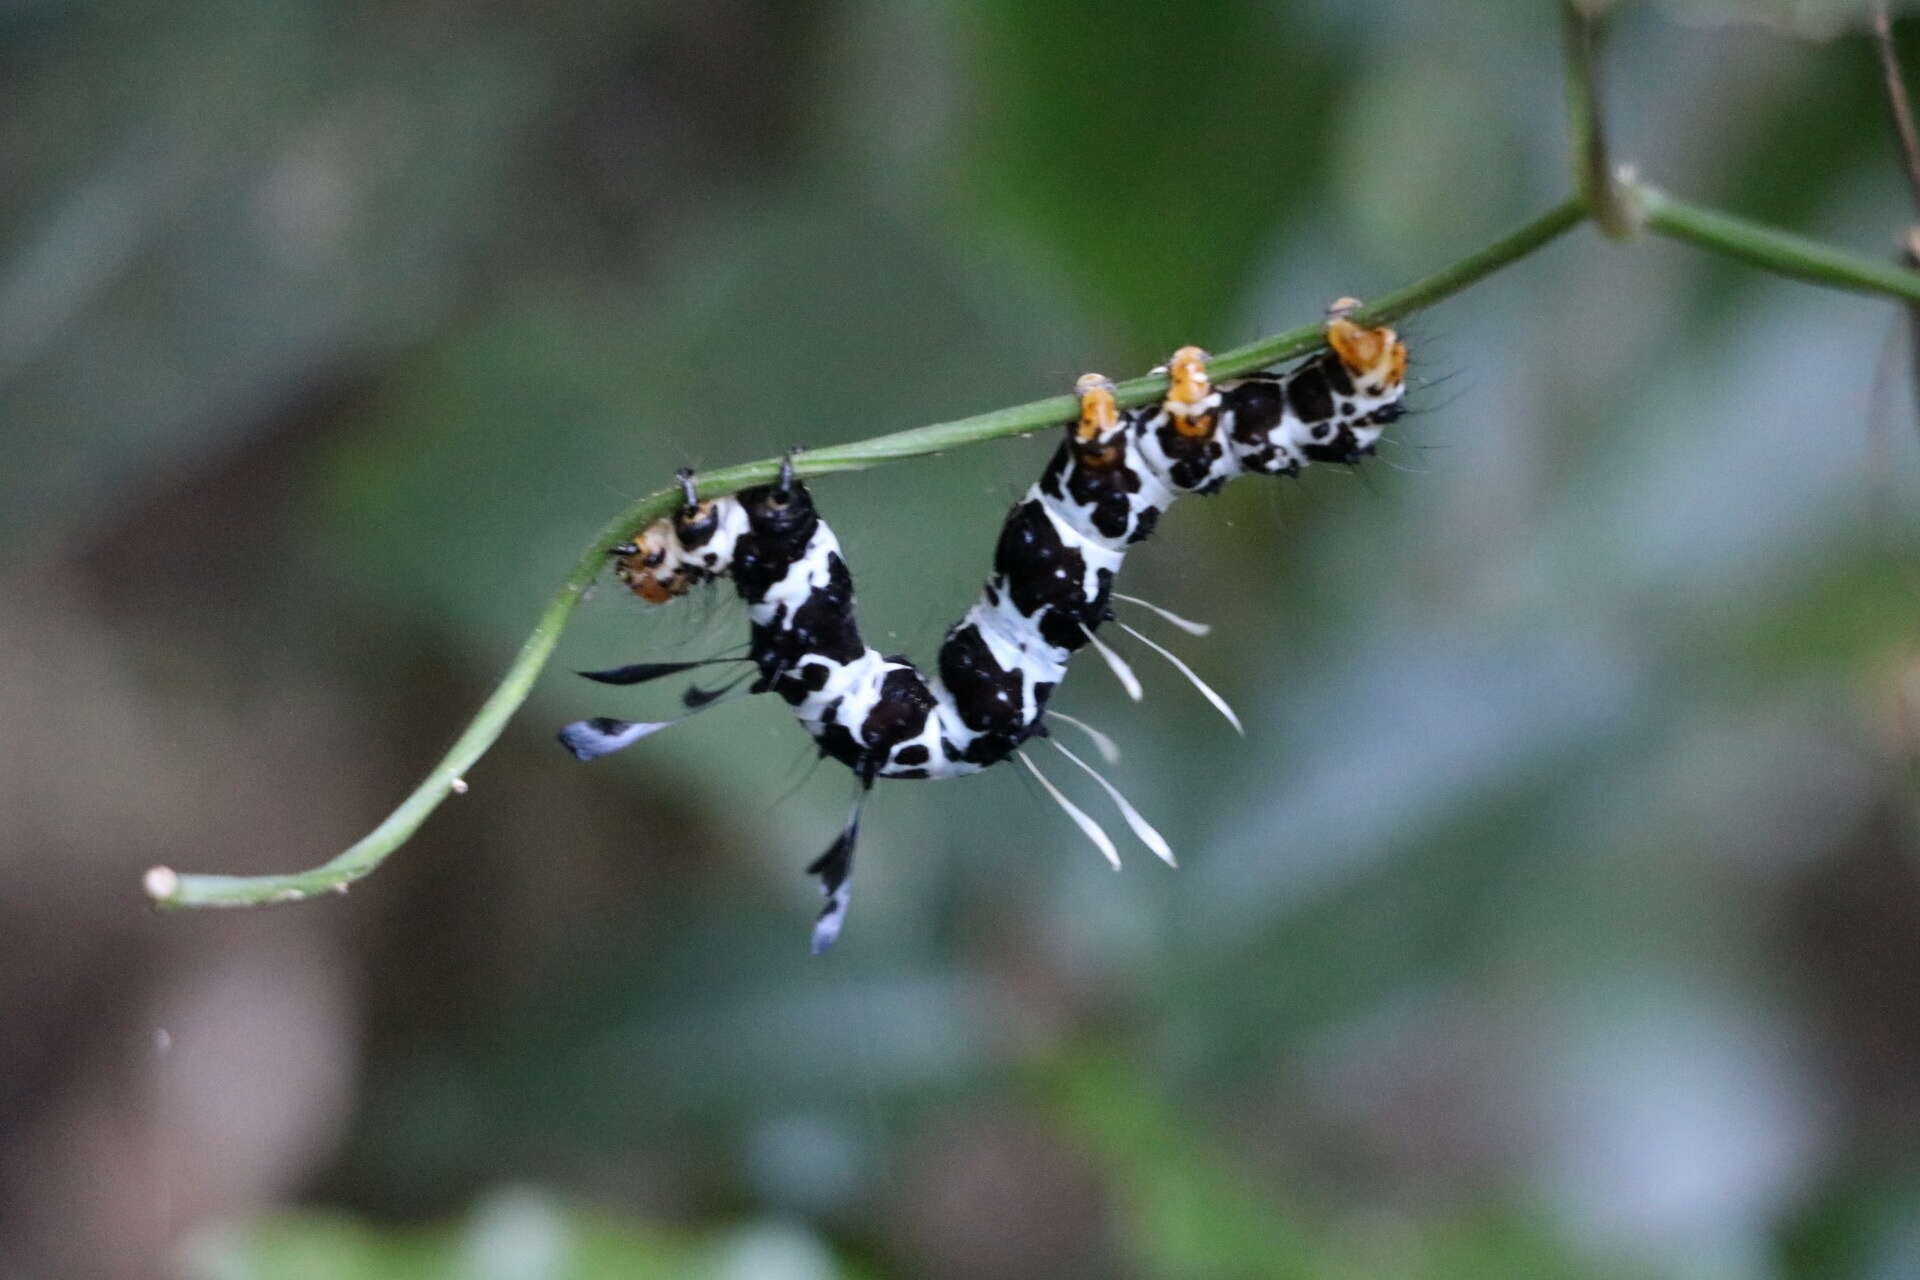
[613,520,697,603]
[1324,298,1407,398]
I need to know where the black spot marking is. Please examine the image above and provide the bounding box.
[674,504,720,550]
[1302,425,1360,464]
[1224,377,1285,447]
[1322,354,1356,396]
[1286,364,1336,426]
[1151,416,1226,492]
[994,501,1100,634]
[782,554,862,665]
[860,665,936,755]
[990,502,1114,652]
[1040,446,1069,500]
[813,722,864,767]
[958,724,1032,766]
[937,622,1026,737]
[1061,436,1144,540]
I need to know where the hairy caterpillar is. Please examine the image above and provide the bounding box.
[560,300,1409,951]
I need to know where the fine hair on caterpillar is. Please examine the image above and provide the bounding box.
[559,299,1410,951]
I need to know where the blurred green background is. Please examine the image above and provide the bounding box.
[6,1,1920,1276]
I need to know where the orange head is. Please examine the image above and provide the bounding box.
[613,519,689,604]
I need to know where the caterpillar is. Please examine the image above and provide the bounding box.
[560,299,1409,951]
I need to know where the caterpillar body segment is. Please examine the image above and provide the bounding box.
[564,305,1410,948]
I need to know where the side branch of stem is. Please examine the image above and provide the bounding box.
[1632,182,1920,304]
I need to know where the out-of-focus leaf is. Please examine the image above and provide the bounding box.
[961,0,1345,354]
[0,9,549,545]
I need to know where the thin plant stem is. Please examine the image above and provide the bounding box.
[1631,181,1920,304]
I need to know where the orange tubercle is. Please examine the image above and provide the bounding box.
[1074,373,1118,443]
[1325,302,1406,391]
[1326,317,1384,372]
[1167,346,1211,407]
[1166,346,1217,439]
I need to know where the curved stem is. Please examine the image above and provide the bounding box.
[143,496,678,909]
[143,197,1591,910]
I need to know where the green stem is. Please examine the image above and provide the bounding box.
[143,198,1591,910]
[1632,181,1920,303]
[142,503,653,909]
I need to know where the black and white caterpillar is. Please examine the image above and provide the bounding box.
[560,301,1409,951]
